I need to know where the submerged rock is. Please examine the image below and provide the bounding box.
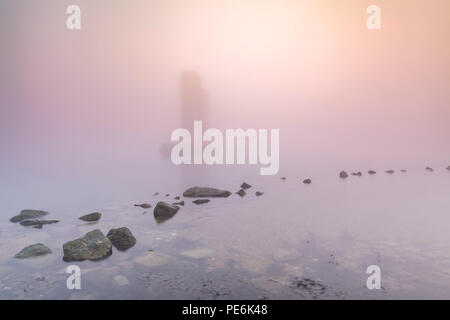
[236,189,246,197]
[447,166,450,171]
[181,248,215,259]
[63,229,112,262]
[15,243,52,259]
[368,170,376,175]
[172,201,185,206]
[385,170,395,174]
[339,171,349,179]
[281,177,287,180]
[351,172,362,177]
[183,187,231,198]
[401,169,407,173]
[134,203,152,209]
[19,220,59,229]
[153,202,180,221]
[255,191,264,196]
[240,182,252,190]
[193,199,210,205]
[302,178,312,184]
[79,212,102,222]
[107,227,136,251]
[426,166,434,172]
[10,210,49,223]
[113,275,129,286]
[153,192,159,196]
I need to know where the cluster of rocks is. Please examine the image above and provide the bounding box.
[9,210,59,229]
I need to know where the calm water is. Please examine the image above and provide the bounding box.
[1,160,450,300]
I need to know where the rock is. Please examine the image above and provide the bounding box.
[174,196,180,200]
[368,170,376,175]
[281,177,287,180]
[447,166,450,171]
[19,220,59,229]
[78,212,101,222]
[113,275,129,286]
[426,166,434,172]
[339,171,349,179]
[165,194,170,197]
[183,187,231,198]
[63,229,112,262]
[181,248,215,259]
[192,199,210,205]
[302,179,312,184]
[351,172,362,177]
[385,170,395,174]
[133,251,171,267]
[10,210,49,223]
[236,189,246,197]
[172,201,185,206]
[134,203,152,209]
[153,192,159,196]
[255,191,264,196]
[14,244,52,259]
[240,182,252,190]
[107,227,136,251]
[401,169,407,173]
[153,202,180,221]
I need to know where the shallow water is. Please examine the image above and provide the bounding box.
[1,164,450,300]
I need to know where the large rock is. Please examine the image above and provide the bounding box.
[183,187,231,198]
[19,220,59,229]
[153,202,180,221]
[15,243,52,259]
[79,212,101,222]
[107,227,136,251]
[63,229,112,262]
[10,210,49,223]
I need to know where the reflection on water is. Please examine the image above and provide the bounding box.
[0,165,450,299]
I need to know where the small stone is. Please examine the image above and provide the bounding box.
[134,203,152,209]
[240,182,252,190]
[255,191,264,196]
[15,244,52,259]
[174,196,180,200]
[302,178,312,184]
[368,170,376,175]
[165,194,170,197]
[153,192,159,196]
[426,166,434,172]
[339,171,349,179]
[281,177,287,180]
[236,189,246,197]
[78,212,102,222]
[10,210,49,223]
[172,201,185,206]
[446,166,450,171]
[351,172,362,177]
[401,169,407,173]
[193,199,210,205]
[385,170,395,174]
[107,227,136,251]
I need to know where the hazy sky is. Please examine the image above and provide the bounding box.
[1,0,449,184]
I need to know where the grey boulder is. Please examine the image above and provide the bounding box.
[107,227,136,251]
[63,229,112,262]
[153,202,180,221]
